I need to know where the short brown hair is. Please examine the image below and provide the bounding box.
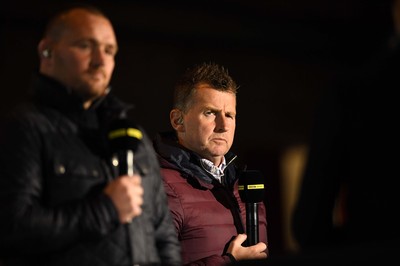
[173,62,238,112]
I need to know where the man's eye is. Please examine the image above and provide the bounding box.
[105,48,116,56]
[77,42,91,49]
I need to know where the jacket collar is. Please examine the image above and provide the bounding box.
[29,73,132,127]
[31,73,90,114]
[153,131,239,188]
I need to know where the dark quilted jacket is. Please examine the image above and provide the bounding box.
[153,132,268,266]
[0,74,181,266]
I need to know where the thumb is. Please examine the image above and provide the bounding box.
[235,233,248,245]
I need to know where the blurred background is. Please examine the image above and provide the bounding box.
[0,0,393,256]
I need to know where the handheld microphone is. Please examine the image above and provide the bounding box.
[238,170,265,246]
[107,118,143,176]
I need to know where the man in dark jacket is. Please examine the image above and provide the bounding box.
[0,5,181,266]
[153,62,268,265]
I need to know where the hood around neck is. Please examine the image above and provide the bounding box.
[153,131,240,187]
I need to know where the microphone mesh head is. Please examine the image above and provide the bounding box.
[238,170,265,203]
[108,119,143,153]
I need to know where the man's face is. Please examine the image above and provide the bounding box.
[179,84,236,165]
[44,10,118,105]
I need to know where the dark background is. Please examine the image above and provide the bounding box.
[0,0,394,256]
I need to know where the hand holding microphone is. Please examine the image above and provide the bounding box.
[104,118,144,224]
[226,233,267,261]
[104,174,143,223]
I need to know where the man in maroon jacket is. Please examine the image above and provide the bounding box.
[153,62,268,265]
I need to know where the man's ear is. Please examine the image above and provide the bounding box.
[38,39,52,59]
[37,40,50,58]
[170,109,185,132]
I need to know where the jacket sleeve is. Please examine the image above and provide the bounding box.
[0,114,120,256]
[141,134,182,266]
[183,255,232,266]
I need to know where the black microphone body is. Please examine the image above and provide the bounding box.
[246,202,259,246]
[238,170,265,246]
[107,118,143,177]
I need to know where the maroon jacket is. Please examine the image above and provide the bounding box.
[153,132,268,266]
